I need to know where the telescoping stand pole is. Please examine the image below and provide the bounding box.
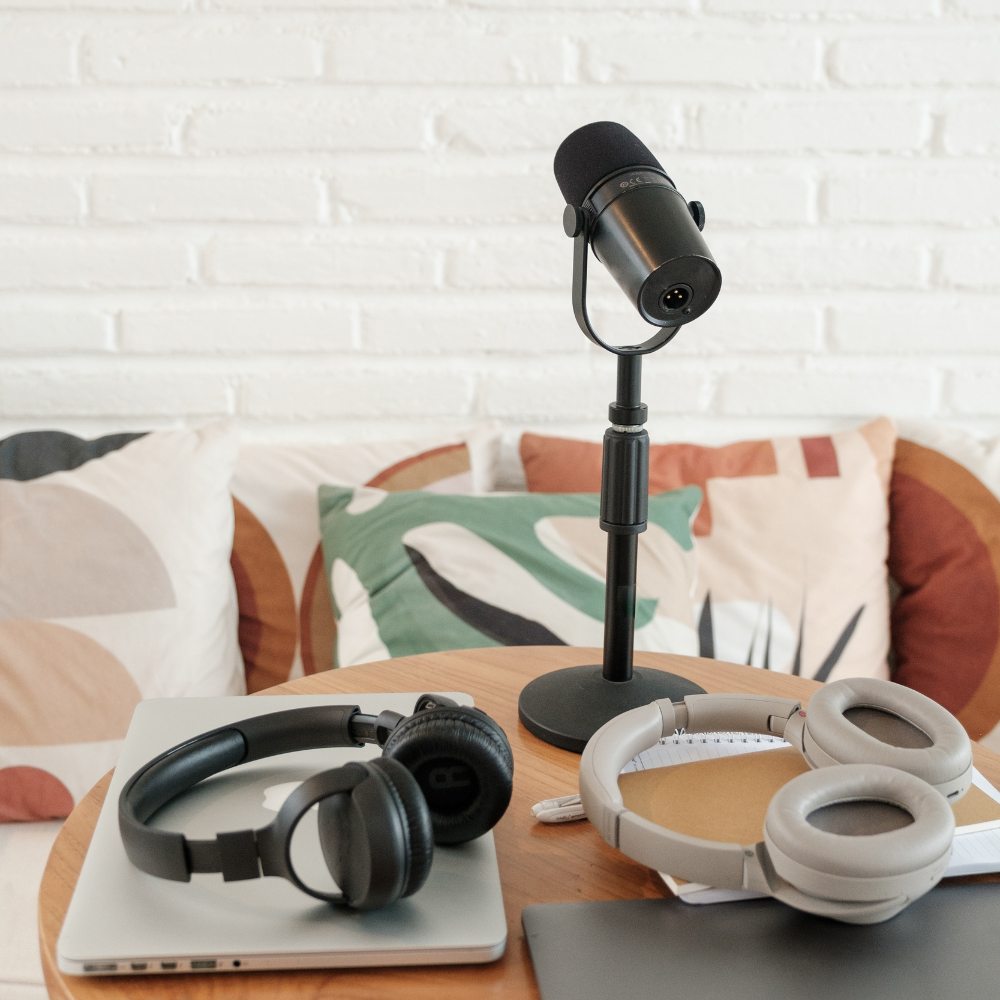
[517,351,703,753]
[516,200,712,753]
[601,353,648,683]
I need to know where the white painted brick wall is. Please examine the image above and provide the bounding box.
[0,1,996,448]
[85,25,322,83]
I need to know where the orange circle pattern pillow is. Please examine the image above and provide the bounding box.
[889,426,1000,749]
[230,435,487,691]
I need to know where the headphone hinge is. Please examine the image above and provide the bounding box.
[778,707,806,744]
[414,693,461,712]
[374,710,407,747]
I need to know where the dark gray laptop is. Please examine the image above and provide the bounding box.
[523,886,1000,1000]
[58,693,507,976]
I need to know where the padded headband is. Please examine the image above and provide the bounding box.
[581,692,801,845]
[580,693,801,888]
[119,703,406,884]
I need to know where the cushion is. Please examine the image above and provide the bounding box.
[519,419,897,684]
[317,485,702,667]
[0,423,244,822]
[231,432,496,690]
[0,820,61,996]
[889,424,1000,749]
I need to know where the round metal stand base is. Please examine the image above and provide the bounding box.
[517,663,706,753]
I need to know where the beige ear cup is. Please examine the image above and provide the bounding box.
[763,764,954,921]
[801,679,973,800]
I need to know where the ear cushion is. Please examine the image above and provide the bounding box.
[767,882,912,926]
[367,758,434,898]
[763,764,954,906]
[382,707,513,846]
[317,759,433,909]
[802,678,972,798]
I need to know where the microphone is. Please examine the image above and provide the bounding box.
[554,121,721,328]
[518,123,720,753]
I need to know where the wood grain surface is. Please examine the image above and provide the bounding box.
[37,647,1000,1000]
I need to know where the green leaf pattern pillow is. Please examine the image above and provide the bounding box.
[318,486,702,668]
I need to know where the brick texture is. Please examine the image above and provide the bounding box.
[0,3,995,440]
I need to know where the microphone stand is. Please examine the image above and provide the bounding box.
[517,208,705,753]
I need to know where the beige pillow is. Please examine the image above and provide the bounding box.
[0,423,243,822]
[519,419,897,684]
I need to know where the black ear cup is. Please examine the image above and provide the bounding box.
[382,706,514,846]
[317,758,434,910]
[369,758,435,896]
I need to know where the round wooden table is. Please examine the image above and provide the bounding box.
[38,646,1000,1000]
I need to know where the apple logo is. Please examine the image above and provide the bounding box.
[262,781,301,813]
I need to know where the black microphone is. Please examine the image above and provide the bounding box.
[554,121,721,328]
[518,124,720,752]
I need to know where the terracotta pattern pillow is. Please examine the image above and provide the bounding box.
[890,425,1000,749]
[230,436,488,691]
[0,424,244,822]
[520,419,896,685]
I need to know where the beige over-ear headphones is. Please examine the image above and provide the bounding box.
[579,678,973,924]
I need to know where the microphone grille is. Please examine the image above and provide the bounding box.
[553,121,666,208]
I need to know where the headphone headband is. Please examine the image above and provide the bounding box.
[119,704,369,883]
[579,679,973,924]
[117,693,514,910]
[580,693,801,884]
[678,693,802,737]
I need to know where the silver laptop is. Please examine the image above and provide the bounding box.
[58,693,507,976]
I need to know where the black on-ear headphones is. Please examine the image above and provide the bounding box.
[118,695,513,911]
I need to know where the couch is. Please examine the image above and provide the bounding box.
[3,416,998,998]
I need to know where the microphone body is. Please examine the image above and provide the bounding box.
[554,122,721,328]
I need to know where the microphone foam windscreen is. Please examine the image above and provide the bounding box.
[553,121,665,207]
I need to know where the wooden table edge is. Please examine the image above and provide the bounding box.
[37,647,1000,1000]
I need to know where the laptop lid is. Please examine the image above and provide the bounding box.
[523,887,1000,1000]
[58,693,506,976]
